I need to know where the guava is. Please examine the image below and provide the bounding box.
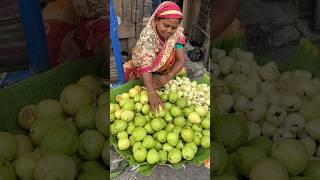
[159,150,168,163]
[183,107,194,118]
[75,105,97,131]
[164,113,173,122]
[142,104,150,115]
[34,153,77,180]
[118,138,130,150]
[160,94,168,102]
[77,75,103,95]
[192,124,203,132]
[135,103,143,112]
[168,92,178,103]
[185,142,198,154]
[147,149,160,165]
[176,140,184,149]
[234,146,267,177]
[133,142,143,152]
[121,110,135,122]
[0,161,16,180]
[303,160,320,178]
[176,98,188,109]
[129,88,140,98]
[140,94,149,104]
[120,99,135,111]
[15,152,41,179]
[59,84,93,115]
[193,131,202,146]
[78,161,106,174]
[271,139,309,176]
[14,134,33,159]
[151,118,165,131]
[182,146,194,160]
[41,126,79,156]
[246,136,273,155]
[201,135,210,148]
[165,102,174,110]
[65,117,79,136]
[18,104,37,130]
[213,115,249,152]
[212,142,228,175]
[36,99,63,119]
[154,140,163,151]
[97,91,108,106]
[142,135,155,149]
[188,112,201,124]
[132,127,147,141]
[195,106,207,117]
[170,106,182,117]
[117,131,128,139]
[0,132,17,162]
[167,132,179,146]
[95,105,108,138]
[79,130,105,160]
[156,130,167,143]
[250,158,289,180]
[171,126,182,135]
[201,118,210,129]
[181,128,194,143]
[168,149,182,164]
[126,122,135,135]
[134,115,147,127]
[305,119,320,141]
[101,139,109,166]
[144,123,154,134]
[162,143,174,151]
[133,147,147,162]
[165,123,175,132]
[174,116,186,127]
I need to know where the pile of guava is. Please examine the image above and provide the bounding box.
[110,84,210,166]
[0,75,109,179]
[212,47,320,180]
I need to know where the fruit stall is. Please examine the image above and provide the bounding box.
[109,0,211,178]
[212,32,320,179]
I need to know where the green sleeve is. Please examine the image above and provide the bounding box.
[175,43,184,49]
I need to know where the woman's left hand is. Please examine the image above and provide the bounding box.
[154,75,171,89]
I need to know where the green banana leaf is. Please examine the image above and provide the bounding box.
[212,31,246,55]
[110,74,210,176]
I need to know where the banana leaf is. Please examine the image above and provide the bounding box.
[110,74,210,176]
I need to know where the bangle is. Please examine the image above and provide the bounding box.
[168,72,174,78]
[149,91,157,95]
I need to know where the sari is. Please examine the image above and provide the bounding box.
[124,1,186,81]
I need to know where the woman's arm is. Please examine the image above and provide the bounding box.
[211,0,239,40]
[141,72,164,112]
[168,48,185,77]
[154,48,185,89]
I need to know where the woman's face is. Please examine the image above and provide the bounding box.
[155,18,180,40]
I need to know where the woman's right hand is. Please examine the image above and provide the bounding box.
[149,93,164,113]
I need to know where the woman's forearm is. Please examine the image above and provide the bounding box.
[168,49,185,76]
[211,0,239,40]
[141,72,156,93]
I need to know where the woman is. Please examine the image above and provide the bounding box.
[124,1,186,112]
[42,0,108,67]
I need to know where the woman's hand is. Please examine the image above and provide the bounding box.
[154,74,171,89]
[149,93,164,112]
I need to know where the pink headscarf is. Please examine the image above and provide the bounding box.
[155,1,183,19]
